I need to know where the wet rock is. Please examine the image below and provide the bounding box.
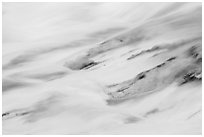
[80,61,99,70]
[180,71,202,85]
[166,57,176,61]
[137,72,146,80]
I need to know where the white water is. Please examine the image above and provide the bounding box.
[2,2,202,134]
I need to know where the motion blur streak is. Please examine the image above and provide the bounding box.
[2,2,202,134]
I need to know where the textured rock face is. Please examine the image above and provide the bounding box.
[2,3,202,135]
[106,39,202,101]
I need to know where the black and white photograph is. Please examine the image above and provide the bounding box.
[2,2,202,135]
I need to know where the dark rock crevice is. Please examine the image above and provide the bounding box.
[79,61,99,70]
